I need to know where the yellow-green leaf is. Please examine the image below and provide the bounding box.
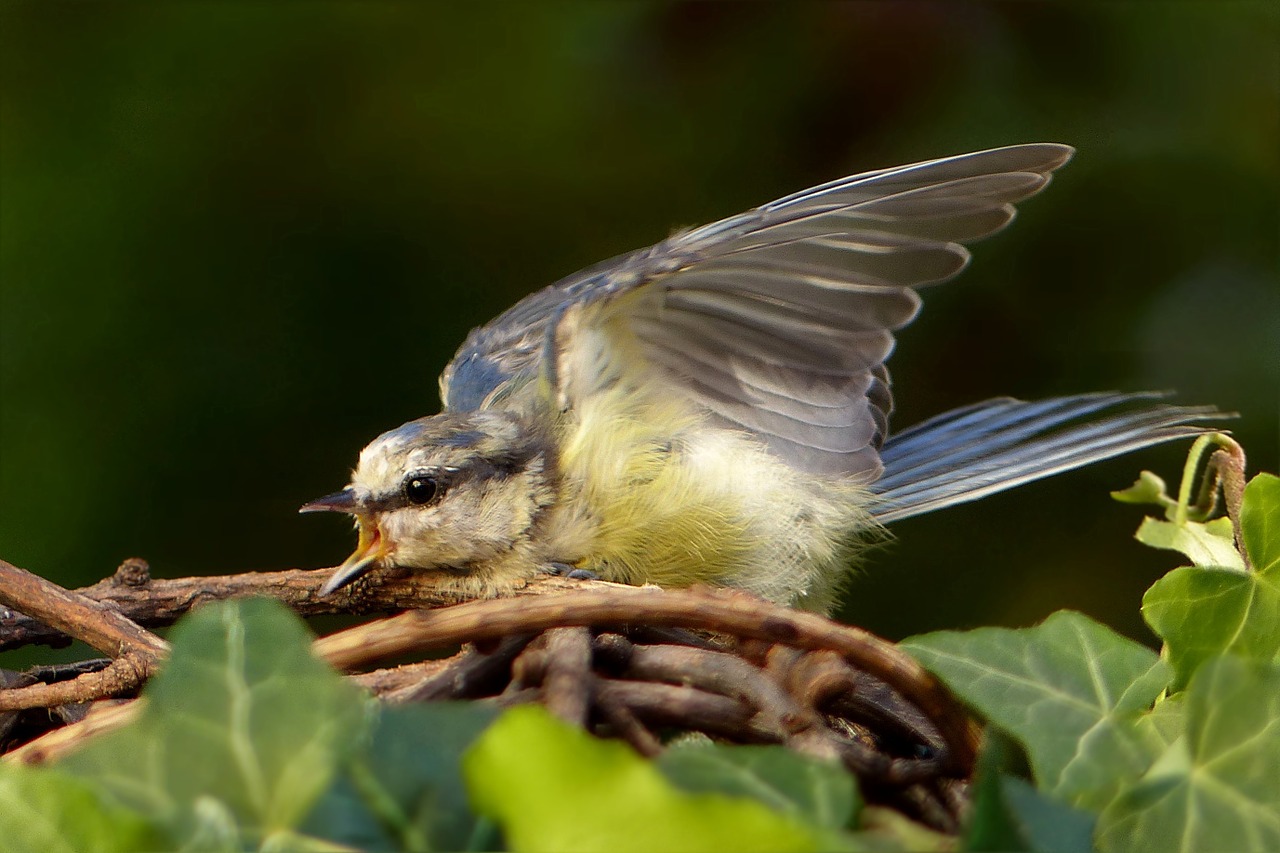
[463,705,825,853]
[1097,656,1280,852]
[1133,516,1244,569]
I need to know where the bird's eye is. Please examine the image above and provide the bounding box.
[403,474,439,505]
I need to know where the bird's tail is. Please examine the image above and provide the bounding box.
[869,392,1225,523]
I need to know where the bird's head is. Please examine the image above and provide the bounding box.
[301,411,554,595]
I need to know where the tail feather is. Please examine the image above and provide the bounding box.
[870,393,1226,523]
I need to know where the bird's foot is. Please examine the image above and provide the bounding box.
[544,562,601,581]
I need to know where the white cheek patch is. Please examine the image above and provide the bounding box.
[381,503,446,567]
[382,507,425,541]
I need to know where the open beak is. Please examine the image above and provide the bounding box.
[318,520,388,595]
[300,488,391,596]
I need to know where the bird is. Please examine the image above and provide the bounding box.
[301,143,1221,612]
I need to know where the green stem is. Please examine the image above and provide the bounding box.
[1174,433,1247,540]
[1174,436,1214,526]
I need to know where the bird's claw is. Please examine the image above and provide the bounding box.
[545,562,600,581]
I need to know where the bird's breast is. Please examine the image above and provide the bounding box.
[542,379,876,609]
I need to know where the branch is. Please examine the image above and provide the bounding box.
[0,655,149,711]
[0,559,167,665]
[0,555,977,832]
[311,585,979,772]
[0,559,613,652]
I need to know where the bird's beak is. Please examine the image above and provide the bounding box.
[299,488,390,595]
[317,518,389,596]
[299,488,360,514]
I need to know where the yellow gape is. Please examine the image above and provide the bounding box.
[301,144,1220,612]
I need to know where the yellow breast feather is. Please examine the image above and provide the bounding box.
[551,375,877,609]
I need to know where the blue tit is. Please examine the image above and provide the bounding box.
[301,144,1220,611]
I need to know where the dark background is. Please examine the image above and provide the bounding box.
[2,3,1276,652]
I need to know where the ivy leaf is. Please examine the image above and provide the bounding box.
[903,611,1169,811]
[1096,656,1280,853]
[1241,473,1280,575]
[1132,516,1244,569]
[966,729,1095,853]
[0,763,167,853]
[1139,474,1280,691]
[62,598,369,845]
[463,705,831,853]
[997,776,1096,853]
[301,702,500,852]
[1133,695,1185,752]
[1143,565,1280,690]
[1111,471,1176,513]
[657,742,859,831]
[968,772,1096,853]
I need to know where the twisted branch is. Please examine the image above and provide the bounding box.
[0,556,978,832]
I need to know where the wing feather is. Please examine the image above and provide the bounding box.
[442,143,1076,475]
[872,394,1224,521]
[667,266,923,329]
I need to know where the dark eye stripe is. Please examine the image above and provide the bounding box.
[363,468,449,513]
[366,446,542,513]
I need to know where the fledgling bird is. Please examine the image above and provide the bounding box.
[302,144,1220,612]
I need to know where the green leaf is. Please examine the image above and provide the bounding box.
[991,777,1097,853]
[463,705,827,853]
[965,730,1034,852]
[1133,694,1186,751]
[301,702,500,852]
[62,598,370,844]
[0,763,168,853]
[1241,473,1280,575]
[1000,776,1096,853]
[903,611,1170,811]
[1111,470,1175,512]
[966,729,1095,853]
[1097,656,1280,853]
[1143,564,1280,690]
[858,806,954,852]
[657,742,859,832]
[1133,516,1244,569]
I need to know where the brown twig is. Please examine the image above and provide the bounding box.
[394,636,534,703]
[0,654,149,711]
[26,659,114,682]
[542,627,593,727]
[593,679,769,740]
[0,559,168,666]
[0,555,976,834]
[350,658,458,697]
[5,700,141,765]
[623,642,837,757]
[780,648,942,753]
[595,688,664,758]
[897,782,961,835]
[0,562,616,652]
[509,642,550,692]
[312,585,979,772]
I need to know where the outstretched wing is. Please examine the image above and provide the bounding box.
[440,143,1074,477]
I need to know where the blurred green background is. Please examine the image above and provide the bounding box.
[2,2,1276,648]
